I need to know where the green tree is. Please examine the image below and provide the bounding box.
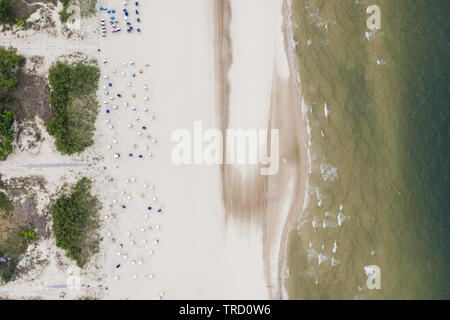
[47,61,100,155]
[0,46,23,100]
[0,0,12,24]
[0,107,15,161]
[51,178,101,267]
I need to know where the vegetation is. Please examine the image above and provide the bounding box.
[0,222,37,283]
[20,229,36,241]
[59,0,97,23]
[58,0,71,23]
[0,46,24,101]
[0,107,15,161]
[47,60,100,154]
[0,191,13,212]
[0,46,23,160]
[0,0,12,24]
[15,18,25,28]
[51,177,101,267]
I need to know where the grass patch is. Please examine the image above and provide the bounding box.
[0,227,37,283]
[0,190,37,283]
[0,191,13,212]
[51,177,101,267]
[0,176,50,283]
[47,60,100,155]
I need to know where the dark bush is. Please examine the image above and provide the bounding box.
[51,177,101,267]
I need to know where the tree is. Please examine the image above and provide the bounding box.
[0,46,23,100]
[0,107,15,161]
[51,178,101,267]
[0,0,12,24]
[47,61,100,155]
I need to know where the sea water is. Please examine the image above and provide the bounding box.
[286,0,449,299]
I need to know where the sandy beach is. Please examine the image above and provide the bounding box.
[0,0,308,300]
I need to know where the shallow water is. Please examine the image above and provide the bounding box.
[287,0,449,299]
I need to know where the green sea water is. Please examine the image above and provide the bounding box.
[287,0,449,299]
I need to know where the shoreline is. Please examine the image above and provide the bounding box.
[277,0,311,300]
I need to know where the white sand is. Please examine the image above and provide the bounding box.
[0,0,303,300]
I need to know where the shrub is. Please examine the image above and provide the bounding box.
[0,0,12,24]
[0,46,24,101]
[0,107,15,161]
[51,177,101,267]
[58,0,71,23]
[47,61,100,155]
[0,191,13,212]
[20,229,36,241]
